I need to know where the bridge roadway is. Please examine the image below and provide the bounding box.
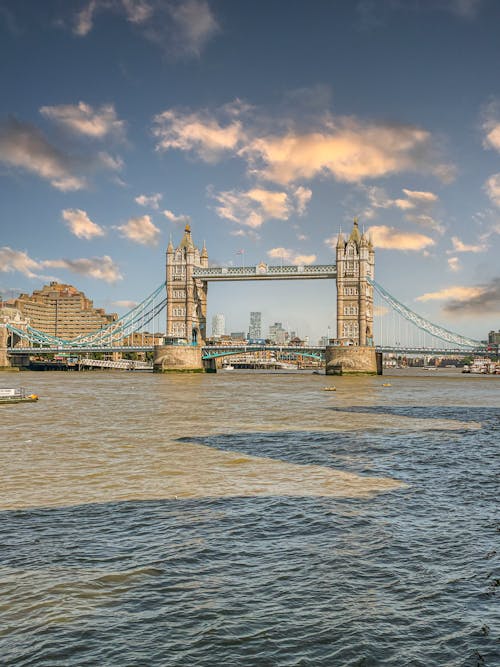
[8,344,488,357]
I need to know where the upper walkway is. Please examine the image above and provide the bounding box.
[193,264,337,281]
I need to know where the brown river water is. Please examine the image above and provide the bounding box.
[0,368,498,666]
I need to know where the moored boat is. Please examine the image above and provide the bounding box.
[0,388,38,404]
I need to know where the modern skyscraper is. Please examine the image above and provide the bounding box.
[269,322,287,345]
[248,311,262,339]
[212,313,225,338]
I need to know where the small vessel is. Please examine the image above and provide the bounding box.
[323,386,337,391]
[382,383,392,387]
[222,364,234,370]
[0,388,38,404]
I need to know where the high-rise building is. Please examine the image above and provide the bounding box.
[248,311,262,339]
[8,282,117,339]
[269,322,288,345]
[212,313,225,338]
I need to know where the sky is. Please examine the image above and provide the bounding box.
[1,0,500,342]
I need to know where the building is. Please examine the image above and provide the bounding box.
[248,311,262,339]
[336,219,375,346]
[211,313,225,338]
[7,282,117,340]
[230,331,246,341]
[269,322,288,345]
[488,330,500,346]
[166,225,208,343]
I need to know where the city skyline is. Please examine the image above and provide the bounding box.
[2,1,500,340]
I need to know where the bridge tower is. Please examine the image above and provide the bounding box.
[335,219,374,346]
[327,219,378,374]
[165,225,208,344]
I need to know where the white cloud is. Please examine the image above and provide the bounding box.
[0,246,122,282]
[135,193,162,209]
[267,247,316,265]
[485,173,500,207]
[212,186,311,228]
[447,257,461,272]
[116,214,161,245]
[153,108,244,162]
[72,0,218,57]
[416,285,484,303]
[449,235,488,253]
[0,247,45,279]
[62,209,105,240]
[40,102,126,140]
[153,100,452,187]
[362,186,442,230]
[292,186,312,215]
[369,225,435,251]
[163,209,191,225]
[0,117,86,191]
[167,0,219,56]
[44,255,123,282]
[112,299,138,308]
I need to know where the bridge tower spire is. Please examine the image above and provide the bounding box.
[335,218,374,347]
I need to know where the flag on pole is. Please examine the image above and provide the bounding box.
[236,249,244,255]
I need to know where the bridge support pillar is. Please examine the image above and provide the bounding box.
[203,357,217,373]
[0,325,12,369]
[325,345,380,375]
[153,344,204,373]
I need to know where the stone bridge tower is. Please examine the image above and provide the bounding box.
[335,219,375,347]
[166,225,208,344]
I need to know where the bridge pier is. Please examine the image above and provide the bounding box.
[153,344,204,373]
[0,325,11,369]
[325,345,381,375]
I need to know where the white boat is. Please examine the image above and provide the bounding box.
[0,388,38,404]
[222,364,234,370]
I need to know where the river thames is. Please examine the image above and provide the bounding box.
[0,369,498,666]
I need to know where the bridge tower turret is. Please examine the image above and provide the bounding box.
[165,225,207,344]
[335,219,374,347]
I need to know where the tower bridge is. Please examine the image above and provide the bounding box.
[1,221,487,374]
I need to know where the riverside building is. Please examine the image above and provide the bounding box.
[7,282,117,340]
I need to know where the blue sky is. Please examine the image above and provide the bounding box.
[1,0,500,341]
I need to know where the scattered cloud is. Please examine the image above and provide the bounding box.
[212,186,309,228]
[267,247,316,265]
[135,193,162,209]
[0,116,124,191]
[0,247,46,279]
[72,0,219,57]
[484,173,500,207]
[368,225,435,251]
[415,279,500,315]
[0,246,122,282]
[0,117,86,191]
[153,105,245,162]
[362,185,443,232]
[115,214,161,245]
[44,255,123,282]
[415,285,485,303]
[443,277,500,314]
[480,99,500,155]
[449,235,488,253]
[62,208,106,239]
[153,100,453,186]
[447,256,461,272]
[293,186,312,215]
[112,299,138,308]
[163,209,191,225]
[40,102,126,140]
